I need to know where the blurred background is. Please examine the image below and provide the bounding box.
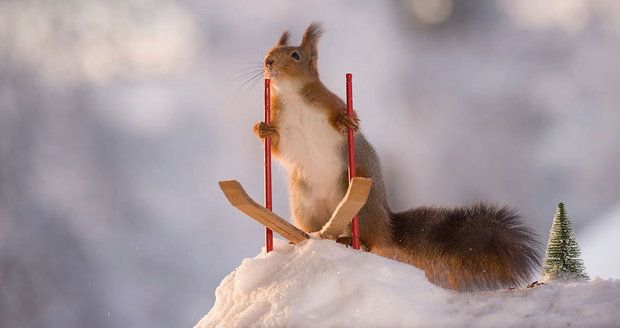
[1,0,619,327]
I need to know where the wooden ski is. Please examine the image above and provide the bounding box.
[218,177,372,245]
[219,180,309,244]
[319,177,372,240]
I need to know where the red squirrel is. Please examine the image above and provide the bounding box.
[253,23,540,292]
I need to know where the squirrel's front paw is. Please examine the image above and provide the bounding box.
[336,114,359,133]
[253,122,277,139]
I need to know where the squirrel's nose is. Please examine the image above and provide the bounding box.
[265,58,274,68]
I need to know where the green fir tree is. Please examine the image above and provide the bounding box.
[543,202,589,281]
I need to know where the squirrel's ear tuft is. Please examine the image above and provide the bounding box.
[300,22,323,52]
[275,31,289,47]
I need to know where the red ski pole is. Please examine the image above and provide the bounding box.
[346,73,360,250]
[264,79,273,252]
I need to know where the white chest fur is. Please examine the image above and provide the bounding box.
[275,86,346,209]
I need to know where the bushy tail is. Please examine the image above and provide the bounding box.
[385,203,541,291]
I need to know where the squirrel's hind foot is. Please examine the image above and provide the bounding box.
[336,235,369,251]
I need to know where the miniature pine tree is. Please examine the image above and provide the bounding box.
[543,202,589,281]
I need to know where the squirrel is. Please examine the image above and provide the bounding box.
[253,22,541,292]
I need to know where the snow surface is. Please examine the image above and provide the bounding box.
[196,238,620,328]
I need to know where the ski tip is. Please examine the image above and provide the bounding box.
[218,180,248,206]
[219,180,241,189]
[351,177,372,188]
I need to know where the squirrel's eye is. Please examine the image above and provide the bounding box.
[291,51,301,61]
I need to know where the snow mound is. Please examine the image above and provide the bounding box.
[196,238,620,328]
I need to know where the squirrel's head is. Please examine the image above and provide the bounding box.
[264,22,323,86]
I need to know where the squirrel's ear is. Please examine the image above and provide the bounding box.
[300,22,323,54]
[275,31,289,47]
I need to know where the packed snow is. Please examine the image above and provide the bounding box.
[197,238,620,328]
